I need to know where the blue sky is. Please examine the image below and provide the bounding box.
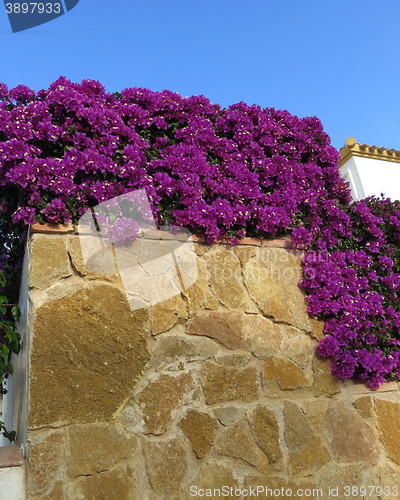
[1,0,399,151]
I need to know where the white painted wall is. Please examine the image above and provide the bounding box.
[0,237,30,450]
[340,156,400,201]
[0,465,26,500]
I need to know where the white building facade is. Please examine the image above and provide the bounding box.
[339,137,400,201]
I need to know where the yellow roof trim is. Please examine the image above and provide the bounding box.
[339,137,400,168]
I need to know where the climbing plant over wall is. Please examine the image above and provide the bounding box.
[0,77,399,394]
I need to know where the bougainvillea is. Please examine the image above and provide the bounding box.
[0,77,399,392]
[299,197,400,389]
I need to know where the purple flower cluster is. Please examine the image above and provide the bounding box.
[1,78,400,389]
[300,197,400,389]
[0,77,349,240]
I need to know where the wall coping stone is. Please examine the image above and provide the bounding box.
[30,223,293,248]
[0,446,24,469]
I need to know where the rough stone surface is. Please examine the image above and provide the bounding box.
[215,420,269,471]
[69,234,118,280]
[178,410,218,458]
[376,399,400,465]
[324,401,379,463]
[28,235,400,499]
[152,334,219,362]
[212,406,242,427]
[233,246,258,265]
[67,423,137,477]
[150,293,188,334]
[29,284,150,427]
[187,310,284,355]
[242,249,315,331]
[187,310,248,349]
[216,352,252,367]
[201,361,259,404]
[204,246,249,308]
[264,357,311,390]
[250,405,282,464]
[30,236,71,289]
[30,482,66,500]
[182,258,210,316]
[353,396,374,418]
[312,355,340,395]
[315,464,366,499]
[137,372,194,434]
[187,461,239,499]
[302,400,329,429]
[28,432,64,494]
[280,333,314,368]
[143,438,188,495]
[284,402,329,476]
[73,467,137,500]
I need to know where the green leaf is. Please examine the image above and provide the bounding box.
[11,306,21,322]
[2,430,16,442]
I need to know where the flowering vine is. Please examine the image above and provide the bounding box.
[0,77,399,395]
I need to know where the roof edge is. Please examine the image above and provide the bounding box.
[339,137,400,167]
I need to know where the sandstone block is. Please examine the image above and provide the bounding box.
[215,420,269,471]
[67,423,137,477]
[288,435,330,476]
[69,234,118,281]
[178,410,218,458]
[187,310,248,349]
[29,236,71,289]
[152,333,219,363]
[143,438,188,495]
[376,399,400,465]
[73,466,137,500]
[213,406,242,427]
[187,461,239,499]
[324,401,379,463]
[29,481,66,500]
[250,405,282,464]
[28,432,64,494]
[187,310,284,356]
[314,463,366,499]
[312,355,340,396]
[353,396,374,418]
[204,246,249,309]
[264,357,311,390]
[182,259,210,316]
[242,249,315,331]
[216,352,252,367]
[233,246,258,265]
[29,284,150,427]
[137,372,194,434]
[150,293,188,334]
[284,401,329,476]
[201,361,259,405]
[280,334,314,368]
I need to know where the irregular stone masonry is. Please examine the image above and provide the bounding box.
[25,227,400,499]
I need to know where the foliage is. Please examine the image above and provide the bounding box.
[299,197,400,389]
[0,77,399,391]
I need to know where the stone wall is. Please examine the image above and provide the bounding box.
[25,227,400,499]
